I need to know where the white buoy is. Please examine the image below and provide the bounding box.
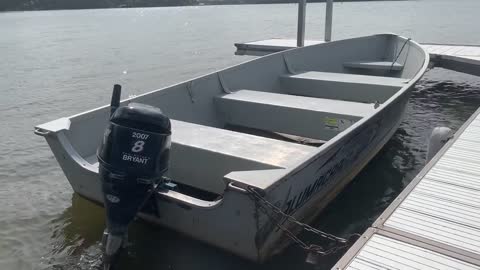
[427,127,453,162]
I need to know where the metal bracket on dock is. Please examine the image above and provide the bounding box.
[297,0,333,46]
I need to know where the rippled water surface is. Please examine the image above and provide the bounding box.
[1,0,480,269]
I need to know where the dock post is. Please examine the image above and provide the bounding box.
[297,0,307,47]
[325,0,333,41]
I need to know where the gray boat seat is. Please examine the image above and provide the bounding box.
[216,90,377,142]
[169,120,316,194]
[280,71,409,103]
[169,120,316,193]
[88,120,314,194]
[343,61,404,71]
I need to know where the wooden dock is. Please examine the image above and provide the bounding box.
[426,43,480,76]
[333,107,480,269]
[234,39,480,76]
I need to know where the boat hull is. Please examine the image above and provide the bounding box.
[41,88,410,262]
[36,34,429,262]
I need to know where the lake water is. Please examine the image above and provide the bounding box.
[1,0,480,269]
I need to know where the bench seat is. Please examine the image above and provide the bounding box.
[87,120,314,194]
[343,61,404,71]
[216,90,376,141]
[280,71,409,103]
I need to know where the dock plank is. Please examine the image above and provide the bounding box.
[344,235,479,270]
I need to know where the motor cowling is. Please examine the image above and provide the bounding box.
[97,86,171,247]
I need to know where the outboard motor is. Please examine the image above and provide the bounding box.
[97,85,171,269]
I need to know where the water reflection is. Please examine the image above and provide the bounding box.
[44,195,105,269]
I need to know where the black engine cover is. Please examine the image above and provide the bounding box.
[98,103,171,178]
[97,102,171,236]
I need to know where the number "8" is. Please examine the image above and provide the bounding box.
[132,140,145,153]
